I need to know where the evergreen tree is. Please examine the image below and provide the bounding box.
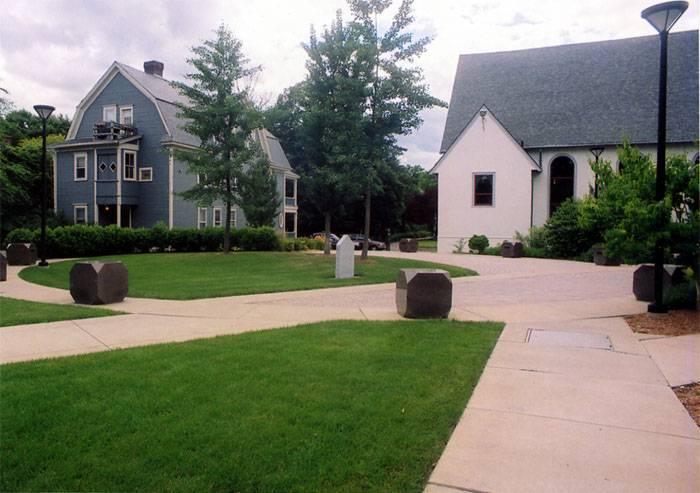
[171,24,263,253]
[237,149,281,228]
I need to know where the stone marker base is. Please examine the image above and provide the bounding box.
[6,243,37,266]
[399,238,419,253]
[501,241,524,258]
[396,268,452,319]
[593,246,621,266]
[632,264,685,302]
[70,261,129,304]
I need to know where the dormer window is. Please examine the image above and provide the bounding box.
[120,106,133,125]
[103,105,116,122]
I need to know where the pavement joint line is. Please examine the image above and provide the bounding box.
[70,320,112,350]
[359,308,370,321]
[639,338,674,388]
[426,482,489,493]
[466,406,700,441]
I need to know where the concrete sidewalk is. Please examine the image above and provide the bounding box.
[1,252,698,491]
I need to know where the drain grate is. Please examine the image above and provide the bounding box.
[525,329,613,350]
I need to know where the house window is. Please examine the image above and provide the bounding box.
[123,151,136,181]
[103,105,116,122]
[110,162,117,172]
[198,207,207,229]
[74,153,87,181]
[473,173,494,206]
[229,207,237,227]
[74,205,88,224]
[213,207,223,227]
[99,162,107,172]
[549,156,575,216]
[120,106,133,125]
[139,167,152,182]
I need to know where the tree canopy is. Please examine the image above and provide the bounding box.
[171,24,269,252]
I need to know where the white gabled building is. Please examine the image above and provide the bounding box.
[432,31,699,253]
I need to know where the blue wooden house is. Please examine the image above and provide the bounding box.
[50,60,298,236]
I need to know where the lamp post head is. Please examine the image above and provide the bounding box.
[33,105,55,121]
[641,1,688,33]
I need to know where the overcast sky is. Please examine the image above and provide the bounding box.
[1,0,697,169]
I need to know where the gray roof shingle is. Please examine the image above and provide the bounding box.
[440,30,698,153]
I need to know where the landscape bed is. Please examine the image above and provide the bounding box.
[1,319,503,492]
[19,252,476,300]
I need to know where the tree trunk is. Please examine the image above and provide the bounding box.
[324,211,331,255]
[361,185,371,260]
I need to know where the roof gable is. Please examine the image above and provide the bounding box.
[440,30,699,153]
[432,105,540,174]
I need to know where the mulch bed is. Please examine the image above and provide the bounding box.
[673,384,700,428]
[624,309,699,428]
[624,309,699,337]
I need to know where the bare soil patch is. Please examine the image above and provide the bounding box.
[673,383,700,427]
[624,309,699,337]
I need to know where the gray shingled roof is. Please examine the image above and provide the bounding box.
[440,30,698,153]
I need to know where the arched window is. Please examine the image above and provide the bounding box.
[549,156,575,216]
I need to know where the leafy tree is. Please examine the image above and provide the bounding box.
[295,14,368,253]
[581,143,699,306]
[0,108,71,240]
[347,0,446,259]
[237,150,281,228]
[171,24,263,253]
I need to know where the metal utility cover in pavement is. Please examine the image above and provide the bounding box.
[525,329,613,350]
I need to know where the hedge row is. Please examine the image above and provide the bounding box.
[1,223,306,258]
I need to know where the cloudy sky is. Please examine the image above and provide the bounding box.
[1,0,697,169]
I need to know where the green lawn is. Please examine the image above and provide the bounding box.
[418,239,437,252]
[1,319,503,492]
[0,297,123,327]
[19,252,476,300]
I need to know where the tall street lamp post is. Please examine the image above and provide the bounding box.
[33,104,55,268]
[641,1,688,314]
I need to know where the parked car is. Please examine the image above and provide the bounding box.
[348,234,386,250]
[310,232,340,248]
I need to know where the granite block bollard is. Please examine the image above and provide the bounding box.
[335,235,354,279]
[399,238,419,253]
[0,251,6,282]
[70,261,129,304]
[396,268,452,319]
[501,241,524,258]
[632,264,685,302]
[593,246,621,266]
[6,243,37,265]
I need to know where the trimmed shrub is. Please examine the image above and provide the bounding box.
[240,226,277,251]
[468,234,489,254]
[544,199,590,259]
[3,224,283,257]
[515,226,547,249]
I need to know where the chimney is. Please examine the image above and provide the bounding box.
[144,60,164,77]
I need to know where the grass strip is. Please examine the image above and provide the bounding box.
[0,296,123,327]
[19,252,476,300]
[1,319,502,492]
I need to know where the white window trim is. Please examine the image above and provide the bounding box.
[472,172,495,208]
[123,151,137,181]
[119,105,133,125]
[103,105,116,122]
[74,153,88,181]
[139,167,153,182]
[198,207,207,229]
[73,204,88,224]
[229,207,237,227]
[213,207,223,227]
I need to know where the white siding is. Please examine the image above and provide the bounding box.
[435,110,538,253]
